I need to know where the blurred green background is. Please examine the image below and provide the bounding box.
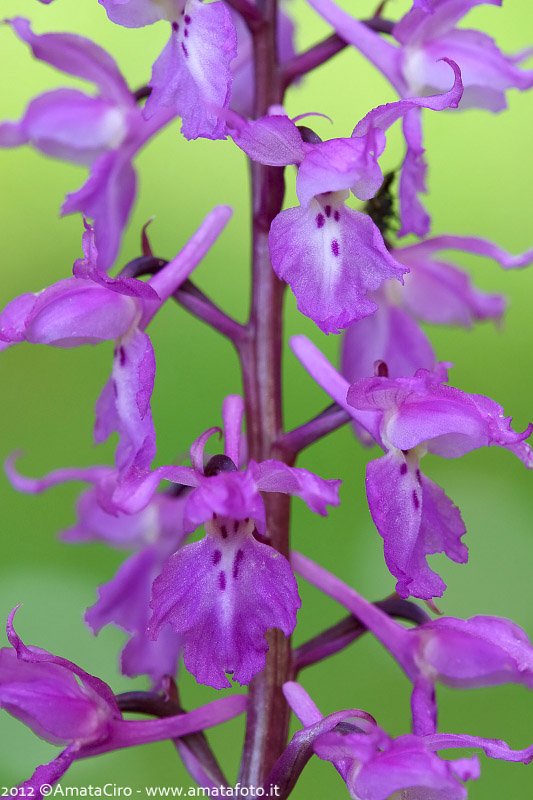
[1,0,532,795]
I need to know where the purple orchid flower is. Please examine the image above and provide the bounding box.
[394,0,533,109]
[64,486,189,685]
[145,394,341,689]
[291,335,533,599]
[226,63,462,333]
[315,729,480,800]
[293,551,533,737]
[4,206,232,509]
[283,682,480,800]
[302,0,533,236]
[0,18,175,269]
[341,234,533,399]
[0,608,246,797]
[98,0,237,140]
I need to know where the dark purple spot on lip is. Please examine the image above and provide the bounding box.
[324,205,332,218]
[400,463,408,475]
[233,520,239,532]
[184,28,189,37]
[219,571,226,591]
[172,21,179,31]
[181,42,188,58]
[112,380,118,398]
[213,550,222,565]
[331,239,339,257]
[412,490,420,510]
[316,213,325,229]
[416,469,422,484]
[184,14,191,23]
[119,346,126,367]
[220,525,228,539]
[233,549,244,579]
[334,210,340,221]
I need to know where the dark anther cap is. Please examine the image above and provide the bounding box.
[204,454,238,477]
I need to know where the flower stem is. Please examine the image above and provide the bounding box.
[280,19,395,92]
[273,403,350,464]
[238,0,292,786]
[292,597,430,673]
[116,691,228,787]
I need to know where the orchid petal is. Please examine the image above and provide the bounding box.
[255,460,341,516]
[144,0,237,141]
[149,532,300,688]
[7,17,133,106]
[269,200,407,334]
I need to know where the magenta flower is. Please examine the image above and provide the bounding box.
[314,729,478,800]
[283,682,479,800]
[146,394,341,689]
[291,335,533,599]
[1,608,246,797]
[282,681,533,798]
[0,608,119,749]
[303,0,533,236]
[99,0,237,140]
[227,65,461,333]
[4,207,232,510]
[394,0,533,109]
[0,18,175,269]
[293,553,533,736]
[341,234,533,395]
[394,234,533,326]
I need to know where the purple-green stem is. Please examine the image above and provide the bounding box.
[238,0,291,785]
[116,691,228,787]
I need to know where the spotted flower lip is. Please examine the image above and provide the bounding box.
[144,394,340,689]
[99,0,238,140]
[7,392,339,691]
[291,335,533,599]
[148,513,302,689]
[223,66,462,333]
